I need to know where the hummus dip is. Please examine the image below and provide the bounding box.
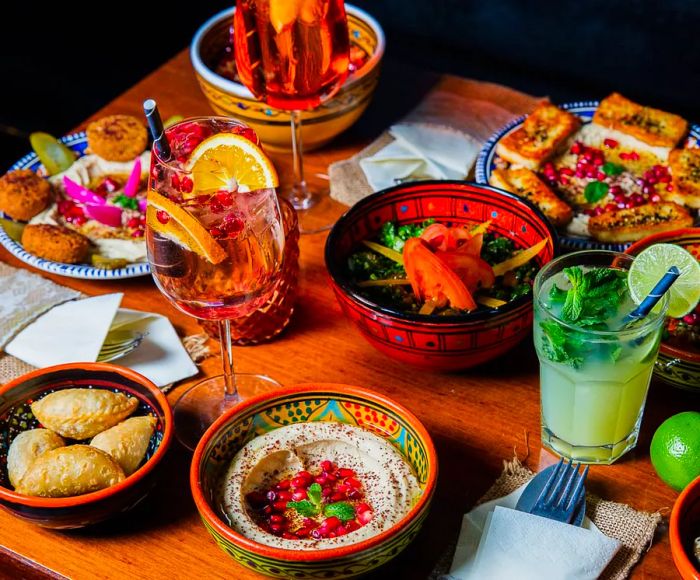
[220,421,421,549]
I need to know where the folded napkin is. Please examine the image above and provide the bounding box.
[448,483,621,580]
[5,293,198,388]
[358,123,480,191]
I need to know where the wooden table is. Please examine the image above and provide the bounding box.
[0,49,694,580]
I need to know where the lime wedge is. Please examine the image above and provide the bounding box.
[0,218,25,242]
[30,132,76,175]
[628,243,700,318]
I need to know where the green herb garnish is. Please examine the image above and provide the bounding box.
[324,502,356,522]
[601,162,624,176]
[378,219,434,252]
[288,483,323,517]
[113,194,139,210]
[584,181,610,203]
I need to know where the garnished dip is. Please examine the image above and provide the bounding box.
[347,219,547,315]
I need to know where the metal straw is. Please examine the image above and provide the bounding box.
[143,98,171,160]
[624,266,681,324]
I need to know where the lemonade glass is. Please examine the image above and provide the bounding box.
[146,117,285,449]
[533,251,668,464]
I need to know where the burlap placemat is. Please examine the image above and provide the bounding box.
[431,457,661,579]
[329,76,545,207]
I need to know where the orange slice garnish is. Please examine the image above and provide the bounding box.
[187,133,279,196]
[147,190,227,265]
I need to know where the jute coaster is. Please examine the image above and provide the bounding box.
[431,457,661,579]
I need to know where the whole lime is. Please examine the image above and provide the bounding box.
[650,411,700,492]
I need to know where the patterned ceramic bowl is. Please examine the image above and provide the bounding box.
[325,181,558,371]
[626,228,700,391]
[0,363,173,529]
[191,384,437,579]
[670,474,700,580]
[190,5,385,151]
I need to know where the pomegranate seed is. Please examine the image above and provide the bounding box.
[617,202,627,209]
[646,175,657,185]
[330,492,346,502]
[292,476,308,488]
[215,191,233,206]
[346,477,362,489]
[315,475,328,485]
[296,527,312,538]
[571,142,583,154]
[346,521,360,533]
[325,473,337,483]
[596,171,606,180]
[650,193,662,202]
[131,229,144,238]
[270,524,285,534]
[266,491,277,502]
[356,502,371,514]
[209,227,223,238]
[666,184,674,192]
[609,185,622,195]
[335,484,351,494]
[593,157,604,166]
[170,174,180,189]
[263,505,273,515]
[327,532,337,539]
[156,210,170,224]
[179,176,193,193]
[629,151,640,160]
[583,151,594,161]
[282,532,296,540]
[575,169,586,178]
[273,501,288,511]
[659,174,671,183]
[321,461,335,472]
[593,207,604,216]
[275,479,291,490]
[335,525,348,536]
[631,194,644,205]
[270,514,285,524]
[604,138,619,148]
[297,470,313,481]
[210,201,224,214]
[311,529,323,540]
[604,203,618,213]
[559,167,574,177]
[323,517,341,532]
[578,157,589,165]
[358,510,374,525]
[277,491,292,501]
[322,487,333,498]
[292,490,308,501]
[683,313,697,325]
[127,217,140,228]
[348,489,362,500]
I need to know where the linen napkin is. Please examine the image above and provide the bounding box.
[447,481,621,580]
[358,123,481,191]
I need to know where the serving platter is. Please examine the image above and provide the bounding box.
[475,101,700,252]
[0,132,151,280]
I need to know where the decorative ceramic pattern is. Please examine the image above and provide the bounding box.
[475,101,700,253]
[0,132,150,280]
[325,181,557,371]
[193,385,437,579]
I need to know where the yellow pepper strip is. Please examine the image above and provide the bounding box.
[419,299,438,315]
[476,295,508,308]
[357,278,411,288]
[361,240,404,265]
[470,220,492,236]
[492,238,549,277]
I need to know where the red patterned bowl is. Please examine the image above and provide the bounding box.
[0,363,173,528]
[627,228,700,391]
[325,181,558,371]
[670,474,700,579]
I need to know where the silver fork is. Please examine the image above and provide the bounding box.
[97,330,146,363]
[530,458,590,523]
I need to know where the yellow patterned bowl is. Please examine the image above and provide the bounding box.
[190,5,385,152]
[190,384,437,579]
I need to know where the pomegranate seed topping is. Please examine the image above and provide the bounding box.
[335,484,351,494]
[170,174,180,189]
[296,527,312,538]
[127,217,140,228]
[596,171,606,180]
[321,461,335,472]
[559,167,574,177]
[277,491,292,501]
[604,203,618,213]
[358,510,374,525]
[209,227,224,238]
[292,476,309,488]
[291,490,308,501]
[270,514,285,524]
[322,487,333,498]
[650,193,662,202]
[346,477,362,489]
[330,492,346,502]
[346,520,360,533]
[273,501,288,511]
[348,489,362,500]
[156,210,170,224]
[356,502,371,514]
[325,473,337,483]
[593,207,604,216]
[575,169,586,178]
[311,529,323,540]
[571,142,583,155]
[275,479,291,490]
[263,505,272,515]
[180,176,194,193]
[282,532,296,540]
[315,475,328,485]
[631,193,644,205]
[323,517,341,532]
[327,532,337,539]
[659,174,672,183]
[131,229,144,238]
[266,491,277,502]
[209,201,224,214]
[215,191,233,206]
[335,525,348,536]
[604,138,619,148]
[666,184,674,192]
[592,157,604,167]
[270,524,285,534]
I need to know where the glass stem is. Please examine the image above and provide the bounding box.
[218,319,238,399]
[289,110,311,210]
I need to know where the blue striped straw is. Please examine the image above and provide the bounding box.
[624,266,681,324]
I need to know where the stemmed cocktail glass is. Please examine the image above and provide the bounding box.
[234,0,350,233]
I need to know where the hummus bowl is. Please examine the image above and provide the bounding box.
[191,384,437,579]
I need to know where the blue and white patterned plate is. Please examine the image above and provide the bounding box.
[0,132,150,279]
[475,100,700,252]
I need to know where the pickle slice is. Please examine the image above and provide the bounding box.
[0,218,25,242]
[30,132,76,175]
[91,255,129,270]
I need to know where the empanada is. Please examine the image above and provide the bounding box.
[15,445,125,497]
[31,388,138,439]
[7,429,65,488]
[90,416,156,475]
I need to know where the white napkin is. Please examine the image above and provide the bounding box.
[359,122,481,191]
[447,482,621,580]
[5,295,198,388]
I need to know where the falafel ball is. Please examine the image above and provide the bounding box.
[86,115,148,162]
[21,224,90,264]
[0,169,53,221]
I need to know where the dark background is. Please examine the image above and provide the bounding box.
[2,0,699,167]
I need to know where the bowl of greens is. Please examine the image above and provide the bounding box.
[325,181,558,371]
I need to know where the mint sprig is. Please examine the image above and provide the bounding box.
[324,502,356,522]
[288,483,323,517]
[584,181,610,203]
[113,194,139,210]
[601,162,624,176]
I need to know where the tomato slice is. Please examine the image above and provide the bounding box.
[403,238,477,311]
[421,224,482,255]
[435,251,495,292]
[420,223,451,251]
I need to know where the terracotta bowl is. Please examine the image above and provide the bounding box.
[190,5,385,152]
[670,474,700,580]
[324,181,558,371]
[0,363,173,529]
[191,383,437,579]
[626,228,700,391]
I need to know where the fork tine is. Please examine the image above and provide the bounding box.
[565,465,590,513]
[534,458,564,507]
[545,459,574,507]
[554,462,580,509]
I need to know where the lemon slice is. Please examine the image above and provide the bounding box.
[147,190,227,265]
[628,243,700,318]
[187,133,279,196]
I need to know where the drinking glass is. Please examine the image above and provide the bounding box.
[234,0,350,233]
[533,251,668,464]
[146,116,285,449]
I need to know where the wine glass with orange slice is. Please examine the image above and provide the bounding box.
[145,116,285,449]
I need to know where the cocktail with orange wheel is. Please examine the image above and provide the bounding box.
[145,116,285,449]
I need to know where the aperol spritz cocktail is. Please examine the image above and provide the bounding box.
[146,116,285,448]
[234,0,350,233]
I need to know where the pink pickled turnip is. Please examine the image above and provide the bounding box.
[63,176,105,206]
[123,157,142,198]
[84,203,123,228]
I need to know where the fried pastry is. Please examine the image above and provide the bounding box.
[7,429,65,488]
[15,445,125,497]
[667,148,700,209]
[31,388,139,439]
[588,202,693,242]
[90,416,156,475]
